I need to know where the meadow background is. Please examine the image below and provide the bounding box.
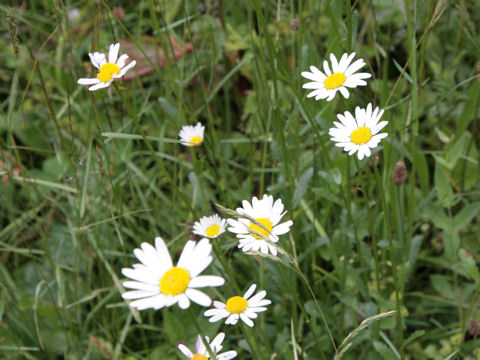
[1,0,480,359]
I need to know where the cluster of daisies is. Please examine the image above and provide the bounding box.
[120,194,292,359]
[301,52,388,160]
[77,43,382,358]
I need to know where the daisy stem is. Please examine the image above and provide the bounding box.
[371,160,404,355]
[277,262,329,359]
[239,322,264,360]
[186,307,216,359]
[190,149,209,211]
[354,158,381,293]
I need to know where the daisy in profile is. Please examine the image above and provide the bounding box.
[204,284,271,327]
[193,214,227,239]
[301,52,371,101]
[121,237,224,310]
[178,332,237,360]
[179,123,205,147]
[329,103,388,160]
[227,194,293,256]
[78,43,136,91]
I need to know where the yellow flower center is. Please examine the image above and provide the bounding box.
[159,267,190,296]
[97,63,120,83]
[324,72,346,90]
[205,224,220,237]
[225,296,248,314]
[249,218,272,239]
[189,136,203,146]
[350,126,373,145]
[191,355,208,360]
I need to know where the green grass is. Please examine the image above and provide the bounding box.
[1,0,480,359]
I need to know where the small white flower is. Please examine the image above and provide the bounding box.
[193,214,227,239]
[204,284,271,327]
[179,122,205,147]
[78,43,136,91]
[301,52,371,101]
[329,103,388,160]
[121,237,224,310]
[178,332,237,360]
[227,194,293,256]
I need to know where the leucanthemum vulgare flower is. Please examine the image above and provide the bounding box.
[178,333,237,360]
[77,43,136,91]
[329,103,388,160]
[301,52,371,101]
[179,122,205,147]
[227,194,293,256]
[204,284,271,327]
[121,237,224,310]
[193,214,227,239]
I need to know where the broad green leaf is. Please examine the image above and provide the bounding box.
[434,164,454,206]
[445,133,466,169]
[453,203,480,232]
[423,203,450,229]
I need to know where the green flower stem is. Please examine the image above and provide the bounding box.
[371,160,404,355]
[186,307,216,359]
[239,322,264,360]
[354,158,381,293]
[277,262,329,359]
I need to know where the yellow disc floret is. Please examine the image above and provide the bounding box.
[189,136,203,146]
[159,267,190,296]
[350,126,372,145]
[226,296,248,314]
[249,218,273,239]
[324,72,346,90]
[97,63,120,83]
[191,354,208,360]
[205,224,220,237]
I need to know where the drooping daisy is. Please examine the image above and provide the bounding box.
[121,237,224,310]
[193,214,227,239]
[329,103,388,160]
[77,43,136,91]
[179,123,205,147]
[204,284,271,327]
[178,332,237,360]
[227,194,293,256]
[301,52,371,101]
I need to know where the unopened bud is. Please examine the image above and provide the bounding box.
[392,160,407,186]
[290,18,299,31]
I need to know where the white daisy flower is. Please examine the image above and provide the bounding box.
[121,237,224,310]
[301,52,371,101]
[193,214,227,239]
[329,103,388,160]
[227,194,293,256]
[178,332,237,360]
[77,43,136,91]
[179,122,205,147]
[204,284,271,327]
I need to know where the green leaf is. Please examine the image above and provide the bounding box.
[443,230,460,261]
[402,329,426,348]
[292,167,313,209]
[412,148,429,193]
[423,203,450,229]
[453,203,480,232]
[445,133,466,169]
[458,249,480,282]
[453,80,479,142]
[430,274,455,298]
[434,164,454,206]
[373,341,399,360]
